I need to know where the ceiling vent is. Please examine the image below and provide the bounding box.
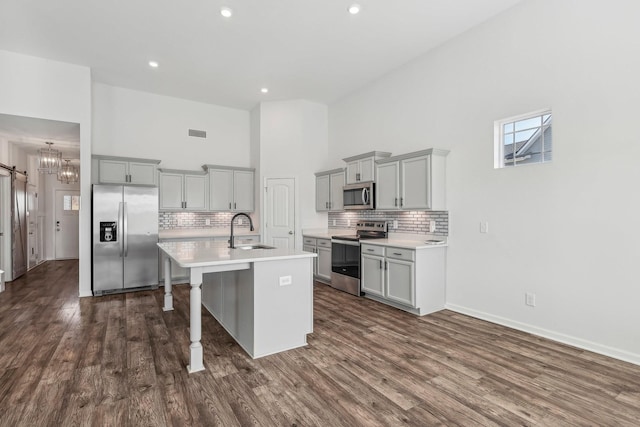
[188,129,207,138]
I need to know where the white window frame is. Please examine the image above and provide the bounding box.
[494,108,552,169]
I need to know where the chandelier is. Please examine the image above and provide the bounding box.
[38,142,62,174]
[58,159,79,184]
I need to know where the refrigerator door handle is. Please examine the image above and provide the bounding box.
[118,202,124,257]
[123,202,129,257]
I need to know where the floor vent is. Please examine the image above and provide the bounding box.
[188,129,207,138]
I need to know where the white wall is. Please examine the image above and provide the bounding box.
[255,100,330,247]
[92,83,250,170]
[0,50,91,296]
[329,0,640,364]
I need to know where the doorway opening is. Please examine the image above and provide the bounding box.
[0,113,80,281]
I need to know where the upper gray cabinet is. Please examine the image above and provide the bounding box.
[315,168,345,212]
[205,165,255,212]
[375,149,449,211]
[316,169,344,212]
[93,155,160,185]
[158,169,208,211]
[343,151,391,184]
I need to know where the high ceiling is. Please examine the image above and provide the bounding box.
[0,0,522,111]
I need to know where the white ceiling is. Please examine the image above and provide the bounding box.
[0,0,522,111]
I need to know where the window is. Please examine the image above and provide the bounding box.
[495,110,552,168]
[63,195,81,211]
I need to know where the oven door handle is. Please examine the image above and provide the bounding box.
[331,239,360,247]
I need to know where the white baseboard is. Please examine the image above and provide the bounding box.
[445,303,640,367]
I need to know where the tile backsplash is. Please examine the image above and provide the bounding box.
[159,211,252,230]
[160,210,448,236]
[328,210,448,236]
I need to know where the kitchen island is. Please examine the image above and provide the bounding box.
[158,240,316,373]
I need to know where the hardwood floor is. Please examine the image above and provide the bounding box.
[1,260,639,426]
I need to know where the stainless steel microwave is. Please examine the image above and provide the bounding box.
[343,182,375,210]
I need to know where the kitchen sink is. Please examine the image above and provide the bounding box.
[425,240,445,245]
[236,244,276,250]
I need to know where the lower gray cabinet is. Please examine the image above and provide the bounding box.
[303,236,331,283]
[361,243,445,315]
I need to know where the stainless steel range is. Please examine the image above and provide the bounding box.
[330,220,387,296]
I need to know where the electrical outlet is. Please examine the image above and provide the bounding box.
[205,218,210,226]
[238,218,243,225]
[393,220,398,229]
[525,292,536,307]
[279,275,292,286]
[332,219,336,226]
[429,220,436,233]
[347,219,351,227]
[480,221,489,233]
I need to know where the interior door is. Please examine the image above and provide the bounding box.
[265,178,295,249]
[55,189,80,259]
[27,184,38,269]
[12,174,27,279]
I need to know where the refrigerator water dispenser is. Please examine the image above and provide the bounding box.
[100,222,117,242]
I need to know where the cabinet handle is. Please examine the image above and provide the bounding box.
[379,259,382,269]
[394,198,398,206]
[393,252,402,256]
[234,202,236,209]
[325,202,328,209]
[356,173,360,181]
[400,197,404,207]
[366,248,374,252]
[328,202,332,209]
[229,202,232,209]
[385,261,388,270]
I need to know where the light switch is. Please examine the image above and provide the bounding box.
[480,221,489,233]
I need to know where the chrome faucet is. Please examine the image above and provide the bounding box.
[229,212,254,248]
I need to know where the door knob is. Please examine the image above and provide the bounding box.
[288,231,294,235]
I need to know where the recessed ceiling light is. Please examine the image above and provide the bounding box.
[148,61,159,68]
[261,88,269,94]
[348,4,361,15]
[220,7,233,18]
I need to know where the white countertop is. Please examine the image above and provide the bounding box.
[158,240,316,268]
[360,238,447,250]
[159,228,260,239]
[302,229,448,249]
[301,228,351,240]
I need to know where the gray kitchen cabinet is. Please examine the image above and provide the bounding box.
[361,245,413,305]
[303,244,318,276]
[375,161,400,210]
[386,257,415,307]
[316,239,332,282]
[343,151,391,184]
[315,168,345,211]
[93,155,160,185]
[205,165,255,212]
[375,148,449,210]
[361,243,445,315]
[361,253,385,297]
[158,169,208,211]
[302,236,331,283]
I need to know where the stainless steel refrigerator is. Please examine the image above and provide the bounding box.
[92,185,159,295]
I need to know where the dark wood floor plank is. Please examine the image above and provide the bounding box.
[0,261,639,426]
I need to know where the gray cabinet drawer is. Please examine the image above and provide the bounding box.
[303,237,317,246]
[317,238,331,248]
[385,247,415,261]
[361,244,384,257]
